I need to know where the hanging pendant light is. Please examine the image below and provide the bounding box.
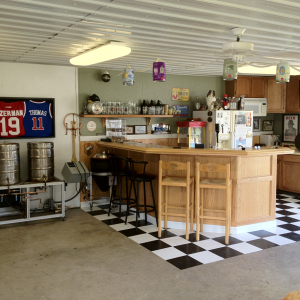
[122,65,134,86]
[223,59,238,80]
[153,58,166,82]
[276,60,290,83]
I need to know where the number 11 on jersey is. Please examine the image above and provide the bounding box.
[32,117,44,130]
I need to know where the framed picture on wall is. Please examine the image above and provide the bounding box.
[134,125,147,134]
[0,97,55,139]
[262,120,274,131]
[253,118,261,131]
[283,114,299,142]
[125,126,135,135]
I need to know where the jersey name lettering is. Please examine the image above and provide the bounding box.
[0,110,24,117]
[28,110,47,116]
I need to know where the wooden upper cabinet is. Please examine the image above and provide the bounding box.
[251,77,266,98]
[286,75,300,113]
[266,77,286,113]
[225,76,266,98]
[235,77,251,97]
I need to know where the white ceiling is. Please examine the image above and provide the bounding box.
[1,0,300,76]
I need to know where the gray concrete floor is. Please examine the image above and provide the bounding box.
[0,208,300,300]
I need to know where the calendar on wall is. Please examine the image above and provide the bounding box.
[0,97,55,139]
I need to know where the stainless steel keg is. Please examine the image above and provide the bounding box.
[0,142,20,185]
[27,142,54,182]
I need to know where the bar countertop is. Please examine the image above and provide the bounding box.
[96,141,295,156]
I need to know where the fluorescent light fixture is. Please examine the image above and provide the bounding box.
[69,42,131,66]
[239,65,300,76]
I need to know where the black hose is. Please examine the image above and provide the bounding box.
[54,184,84,203]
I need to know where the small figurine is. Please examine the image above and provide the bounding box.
[206,90,216,110]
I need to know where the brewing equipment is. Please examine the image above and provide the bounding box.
[27,142,54,182]
[0,142,20,185]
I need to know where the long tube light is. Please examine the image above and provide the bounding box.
[70,42,131,66]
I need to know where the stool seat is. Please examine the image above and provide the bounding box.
[131,173,155,181]
[199,178,227,186]
[162,176,193,185]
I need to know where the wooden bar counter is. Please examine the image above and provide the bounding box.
[95,141,294,231]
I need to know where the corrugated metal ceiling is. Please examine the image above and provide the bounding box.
[1,0,300,76]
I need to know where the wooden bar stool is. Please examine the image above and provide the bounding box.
[158,160,194,240]
[195,162,232,244]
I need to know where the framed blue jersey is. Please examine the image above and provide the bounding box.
[23,101,53,137]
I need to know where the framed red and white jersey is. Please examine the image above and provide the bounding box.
[0,97,55,139]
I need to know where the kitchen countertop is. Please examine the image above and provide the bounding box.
[97,141,294,156]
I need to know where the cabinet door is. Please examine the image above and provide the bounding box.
[266,77,286,113]
[235,77,251,97]
[286,75,300,113]
[277,157,281,190]
[251,77,266,98]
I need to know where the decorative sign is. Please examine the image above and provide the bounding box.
[84,143,94,156]
[283,114,298,142]
[172,105,189,118]
[172,88,189,101]
[87,121,96,131]
[0,97,55,138]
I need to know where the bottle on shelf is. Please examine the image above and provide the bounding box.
[142,100,148,115]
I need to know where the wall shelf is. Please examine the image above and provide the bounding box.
[80,114,174,126]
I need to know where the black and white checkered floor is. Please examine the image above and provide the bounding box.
[81,191,300,270]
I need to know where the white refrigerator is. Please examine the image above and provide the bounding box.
[193,110,253,148]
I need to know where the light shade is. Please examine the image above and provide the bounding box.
[70,42,131,66]
[223,59,238,80]
[276,60,290,83]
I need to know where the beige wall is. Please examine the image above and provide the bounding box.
[78,68,225,135]
[0,62,80,207]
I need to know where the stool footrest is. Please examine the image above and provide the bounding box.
[203,208,226,213]
[161,212,187,217]
[199,216,226,221]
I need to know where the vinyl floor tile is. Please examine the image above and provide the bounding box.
[138,224,159,233]
[149,230,177,239]
[278,224,300,232]
[213,236,243,246]
[174,243,206,255]
[153,247,186,260]
[247,239,279,250]
[129,233,158,244]
[276,216,300,223]
[140,240,171,251]
[229,233,260,242]
[118,228,146,237]
[276,204,294,210]
[129,220,152,227]
[249,230,276,238]
[94,214,117,221]
[276,210,298,216]
[109,223,135,231]
[167,256,202,270]
[263,235,295,246]
[264,227,291,235]
[193,239,224,250]
[161,236,190,247]
[179,232,209,242]
[210,247,243,259]
[280,232,300,242]
[228,242,262,254]
[189,251,224,264]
